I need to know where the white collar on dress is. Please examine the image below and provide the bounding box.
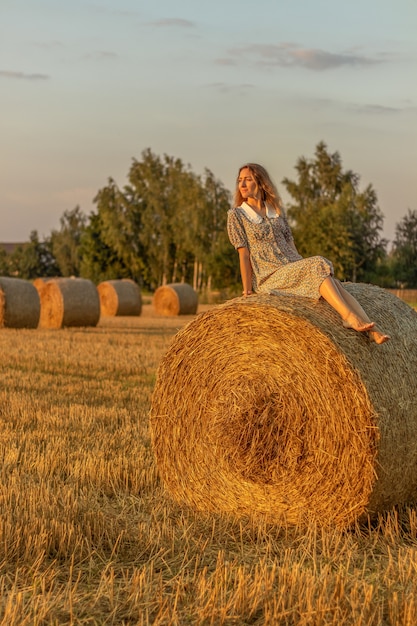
[238,201,279,223]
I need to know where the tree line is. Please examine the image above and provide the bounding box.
[1,143,416,292]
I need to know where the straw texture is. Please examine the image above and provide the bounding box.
[0,277,40,328]
[33,277,56,298]
[38,277,100,329]
[98,279,142,316]
[150,283,417,528]
[153,283,198,316]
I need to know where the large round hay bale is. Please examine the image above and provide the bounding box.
[0,277,40,328]
[38,277,100,329]
[150,283,417,528]
[153,282,198,316]
[97,279,142,317]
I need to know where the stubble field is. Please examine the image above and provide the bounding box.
[1,304,417,625]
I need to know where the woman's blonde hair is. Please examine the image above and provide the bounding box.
[234,163,283,213]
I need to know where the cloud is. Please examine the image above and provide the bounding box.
[346,102,417,116]
[292,94,411,116]
[221,42,379,71]
[0,70,50,80]
[149,18,195,28]
[352,103,402,115]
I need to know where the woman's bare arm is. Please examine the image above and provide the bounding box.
[238,247,253,296]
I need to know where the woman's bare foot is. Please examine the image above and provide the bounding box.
[342,313,375,333]
[368,329,391,344]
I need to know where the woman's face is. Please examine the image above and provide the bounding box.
[238,167,260,201]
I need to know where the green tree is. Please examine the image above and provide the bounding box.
[8,231,59,279]
[193,169,234,291]
[79,212,131,283]
[0,247,11,275]
[282,142,387,282]
[91,149,233,291]
[94,176,146,283]
[391,209,417,287]
[50,206,87,276]
[165,157,203,286]
[127,150,178,287]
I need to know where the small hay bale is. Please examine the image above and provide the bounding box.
[33,277,55,295]
[0,277,40,328]
[150,283,417,528]
[33,277,61,302]
[38,277,100,329]
[97,279,142,317]
[153,282,198,316]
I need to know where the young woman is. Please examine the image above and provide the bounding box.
[227,163,390,344]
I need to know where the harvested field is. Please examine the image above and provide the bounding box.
[1,302,417,623]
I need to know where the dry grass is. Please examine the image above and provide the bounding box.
[1,303,417,624]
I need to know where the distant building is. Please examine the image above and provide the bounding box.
[0,243,26,254]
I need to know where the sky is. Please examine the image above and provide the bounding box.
[1,0,416,246]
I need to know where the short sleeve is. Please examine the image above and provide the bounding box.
[227,208,249,249]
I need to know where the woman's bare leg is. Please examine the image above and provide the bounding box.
[333,280,371,322]
[319,277,390,343]
[319,277,374,331]
[333,280,390,344]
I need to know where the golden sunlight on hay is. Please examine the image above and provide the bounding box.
[150,284,417,529]
[0,277,40,328]
[153,282,198,316]
[32,277,57,299]
[97,279,142,317]
[37,277,100,329]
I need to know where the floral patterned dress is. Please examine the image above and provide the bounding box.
[227,202,333,300]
